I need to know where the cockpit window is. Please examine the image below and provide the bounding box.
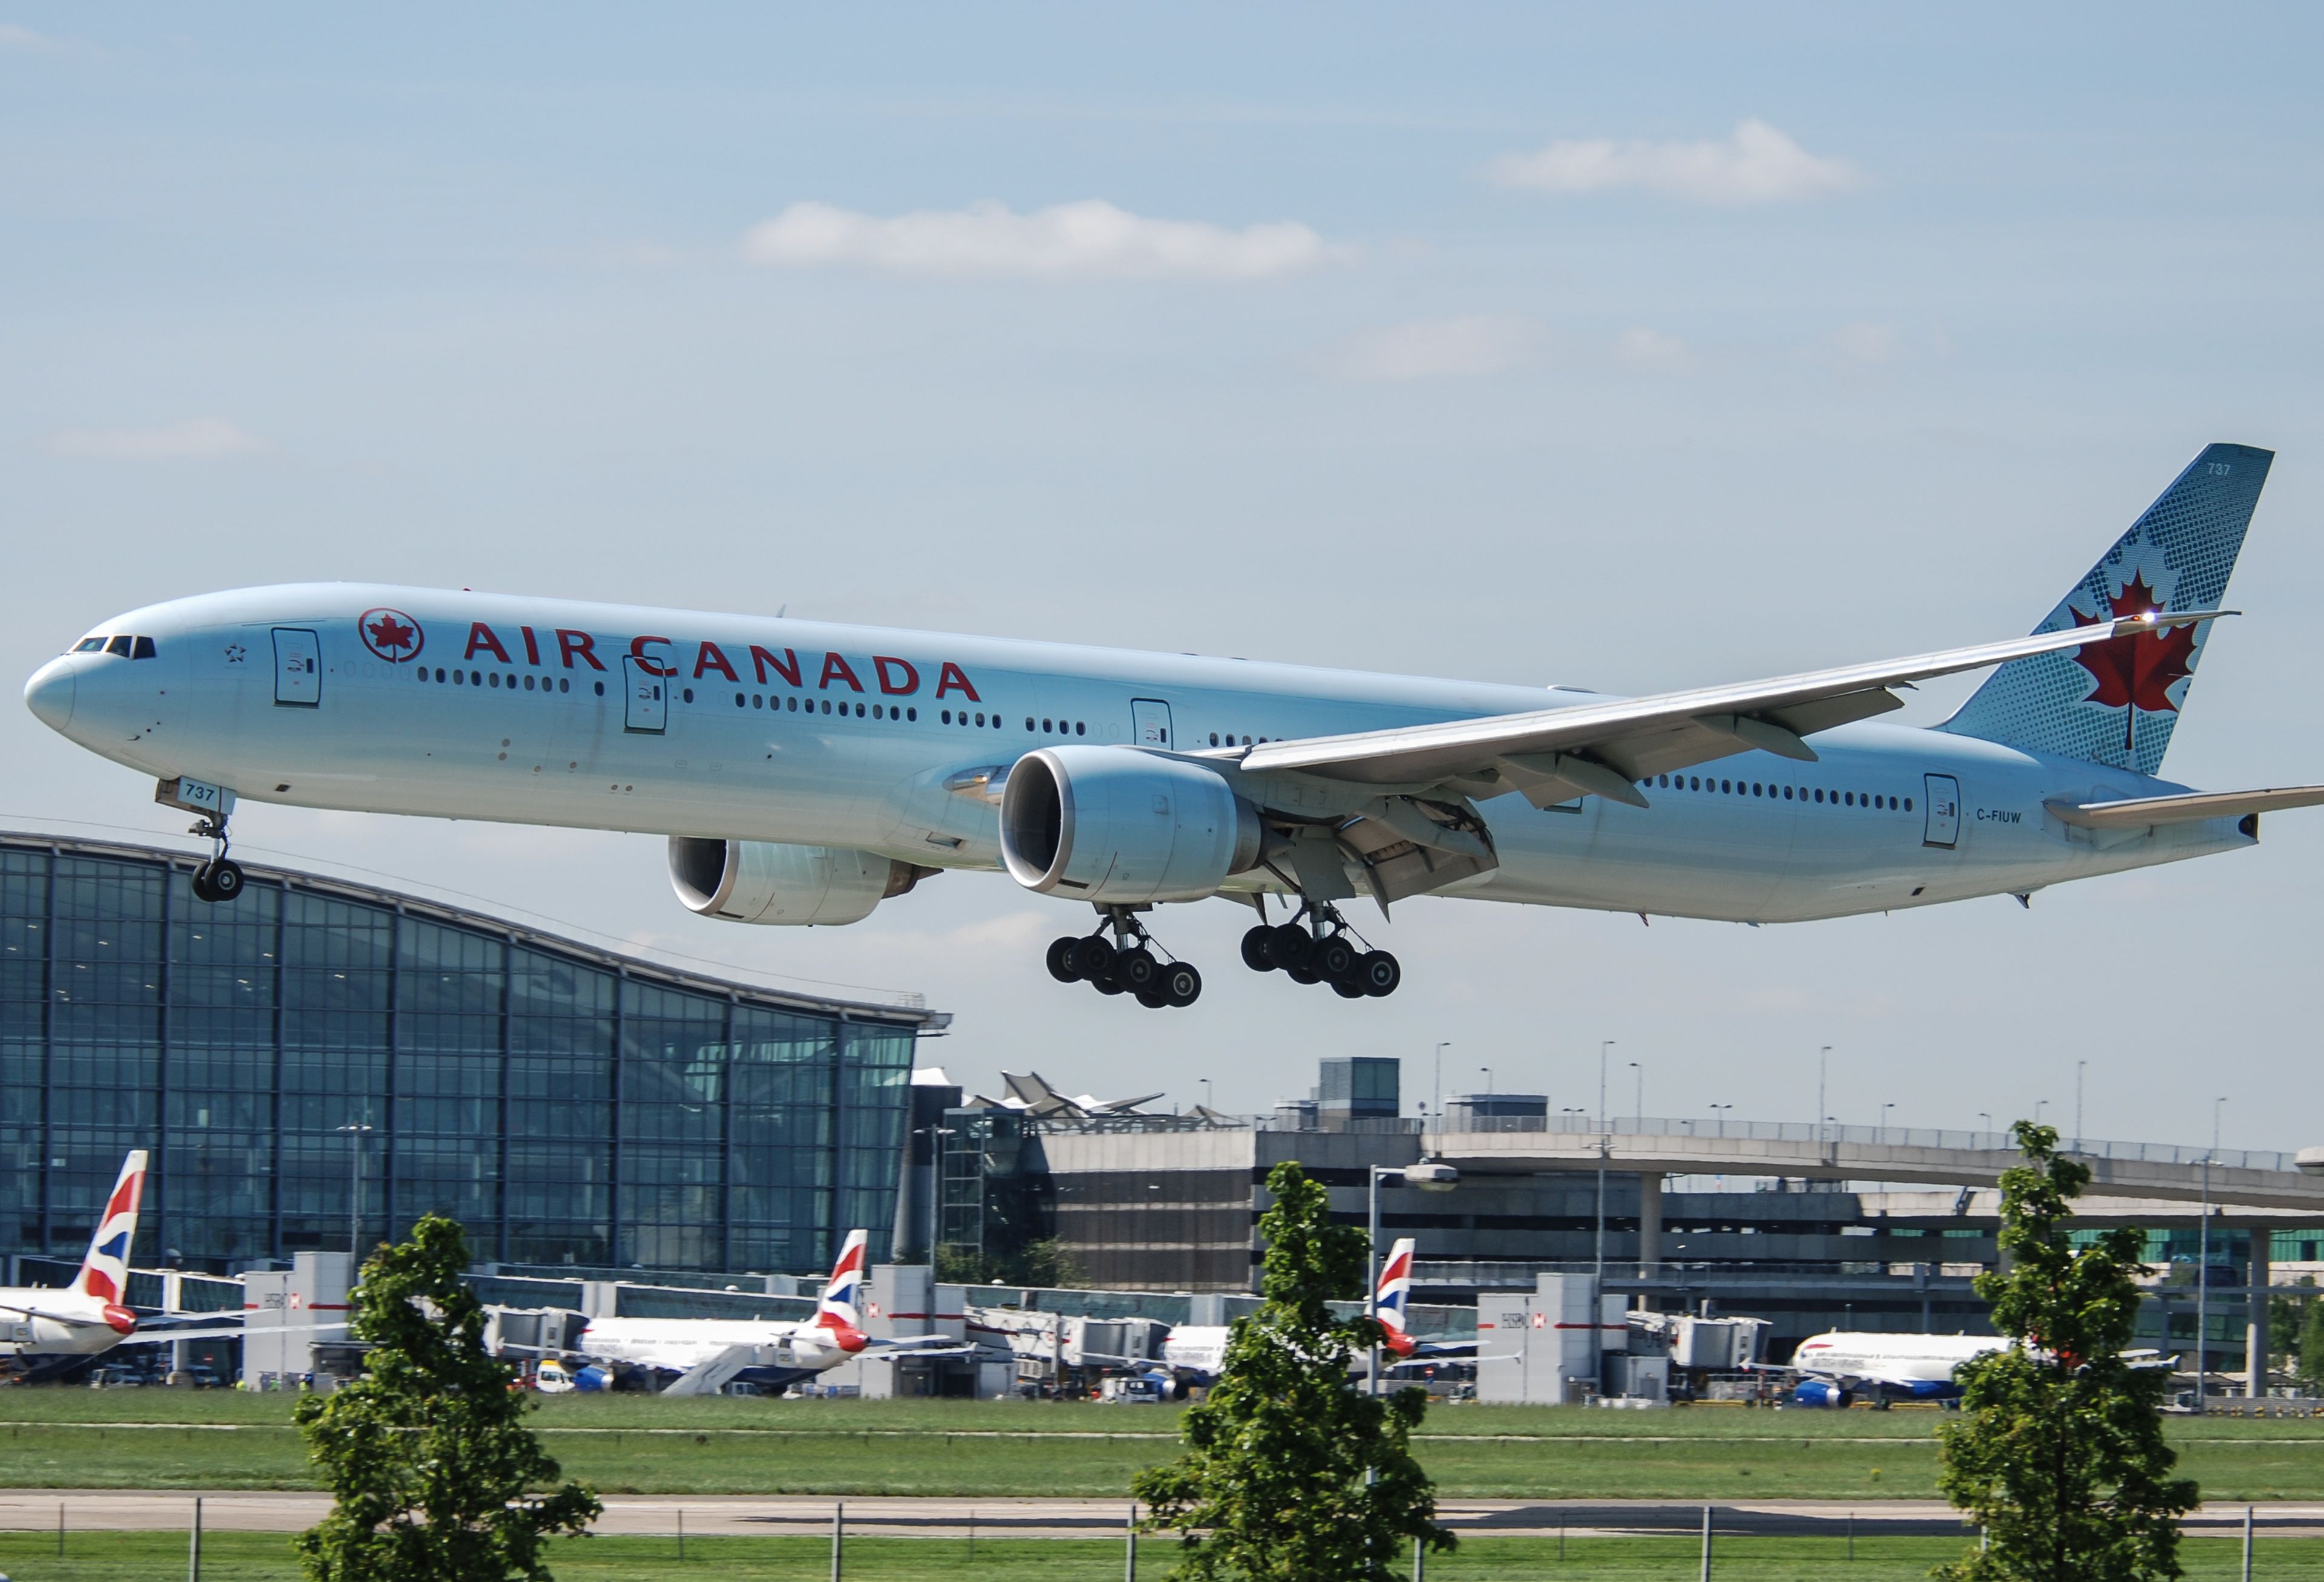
[105,635,133,657]
[133,636,156,659]
[73,638,106,653]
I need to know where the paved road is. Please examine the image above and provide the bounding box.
[3,1492,2321,1539]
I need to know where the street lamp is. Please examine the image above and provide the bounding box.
[1480,1066,1492,1096]
[1881,1102,1896,1144]
[333,1123,373,1259]
[1368,1162,1459,1396]
[1627,1062,1643,1131]
[1709,1103,1733,1138]
[1432,1042,1451,1121]
[915,1125,956,1278]
[2194,1097,2225,1412]
[1817,1046,1831,1152]
[2074,1060,2087,1154]
[1598,1042,1615,1135]
[1977,1111,1992,1140]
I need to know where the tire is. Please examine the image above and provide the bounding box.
[189,865,220,904]
[1239,926,1276,973]
[1314,935,1356,980]
[1357,950,1400,997]
[1074,936,1117,979]
[1161,962,1202,1007]
[206,859,245,901]
[1286,964,1320,986]
[1134,982,1171,1009]
[1115,947,1159,993]
[1092,970,1125,996]
[1269,924,1312,973]
[1046,936,1084,983]
[1330,976,1366,999]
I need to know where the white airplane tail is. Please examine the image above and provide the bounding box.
[73,1151,148,1310]
[1373,1236,1416,1358]
[812,1229,870,1353]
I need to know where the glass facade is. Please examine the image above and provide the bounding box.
[1,835,937,1275]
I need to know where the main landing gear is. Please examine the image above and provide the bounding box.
[1240,904,1400,999]
[186,812,245,905]
[1046,908,1203,1010]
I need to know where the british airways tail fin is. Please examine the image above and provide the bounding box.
[74,1151,148,1305]
[1940,442,2273,775]
[813,1229,870,1352]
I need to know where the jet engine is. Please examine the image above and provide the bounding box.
[999,746,1264,904]
[668,838,934,927]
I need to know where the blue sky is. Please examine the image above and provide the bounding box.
[7,5,2322,1148]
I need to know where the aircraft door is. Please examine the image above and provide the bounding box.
[272,629,321,707]
[1131,698,1173,749]
[1922,774,1961,848]
[622,655,668,734]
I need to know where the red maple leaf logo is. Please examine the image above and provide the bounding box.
[2069,571,2195,750]
[359,608,424,663]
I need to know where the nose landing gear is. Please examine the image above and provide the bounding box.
[1240,904,1399,998]
[1046,908,1203,1009]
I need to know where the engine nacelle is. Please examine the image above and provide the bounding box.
[668,838,931,927]
[999,746,1264,904]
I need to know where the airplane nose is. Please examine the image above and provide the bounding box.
[23,658,74,732]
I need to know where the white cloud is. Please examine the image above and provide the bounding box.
[42,419,267,459]
[742,199,1339,281]
[1325,314,1541,381]
[1488,119,1862,206]
[1610,327,1691,371]
[1829,321,1902,364]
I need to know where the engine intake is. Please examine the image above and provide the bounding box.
[668,839,933,927]
[999,746,1263,904]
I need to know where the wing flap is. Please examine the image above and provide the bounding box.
[2045,784,2324,829]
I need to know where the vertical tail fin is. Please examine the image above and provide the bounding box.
[1940,442,2273,773]
[74,1151,147,1305]
[1374,1236,1416,1358]
[813,1228,870,1352]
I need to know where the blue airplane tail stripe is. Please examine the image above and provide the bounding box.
[1940,442,2273,775]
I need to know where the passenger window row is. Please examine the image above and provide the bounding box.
[73,635,157,658]
[1208,732,1271,746]
[940,709,1006,730]
[729,690,917,721]
[1652,772,1910,812]
[416,668,589,695]
[1027,717,1086,737]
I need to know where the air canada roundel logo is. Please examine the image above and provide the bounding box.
[359,607,424,664]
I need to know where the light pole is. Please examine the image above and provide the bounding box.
[1598,1042,1614,1135]
[1881,1103,1896,1144]
[1978,1111,1992,1140]
[1432,1042,1450,1121]
[2194,1097,2224,1413]
[1200,1079,1212,1113]
[334,1123,373,1259]
[1817,1046,1831,1152]
[2074,1060,2086,1153]
[1709,1103,1733,1138]
[1480,1066,1492,1096]
[916,1126,956,1278]
[1627,1062,1643,1130]
[1368,1162,1457,1396]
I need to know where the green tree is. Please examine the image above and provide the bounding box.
[294,1214,601,1581]
[1133,1161,1452,1581]
[1935,1121,2197,1581]
[2299,1294,2324,1395]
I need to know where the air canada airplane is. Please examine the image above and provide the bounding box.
[24,443,2324,1007]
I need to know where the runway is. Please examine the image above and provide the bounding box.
[2,1492,2320,1540]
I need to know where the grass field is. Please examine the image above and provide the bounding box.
[2,1393,2322,1500]
[0,1530,2319,1581]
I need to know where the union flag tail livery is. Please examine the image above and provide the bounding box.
[1373,1236,1417,1358]
[1943,442,2273,776]
[813,1229,870,1353]
[74,1150,147,1311]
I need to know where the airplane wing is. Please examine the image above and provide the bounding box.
[1233,612,2228,801]
[117,1320,349,1346]
[2045,784,2324,829]
[659,1344,760,1398]
[864,1335,977,1357]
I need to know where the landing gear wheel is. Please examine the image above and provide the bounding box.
[1313,935,1356,980]
[1134,982,1172,1009]
[1239,927,1276,973]
[1160,962,1203,1007]
[1046,936,1085,983]
[1114,947,1159,994]
[206,859,245,901]
[1286,963,1320,985]
[1330,976,1367,999]
[1269,924,1312,974]
[1092,970,1125,996]
[189,865,220,904]
[1074,936,1118,980]
[1356,950,1401,997]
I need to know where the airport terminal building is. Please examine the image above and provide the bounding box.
[0,832,945,1275]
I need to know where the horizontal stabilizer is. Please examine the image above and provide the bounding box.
[2044,784,2324,829]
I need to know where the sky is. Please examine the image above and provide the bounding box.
[5,5,2322,1150]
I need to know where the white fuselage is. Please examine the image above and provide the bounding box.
[573,1315,855,1377]
[0,1288,135,1359]
[24,583,2256,925]
[1790,1330,2001,1386]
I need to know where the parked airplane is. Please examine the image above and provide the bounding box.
[1765,1330,2006,1406]
[27,444,2323,1005]
[555,1230,968,1395]
[1149,1236,1469,1390]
